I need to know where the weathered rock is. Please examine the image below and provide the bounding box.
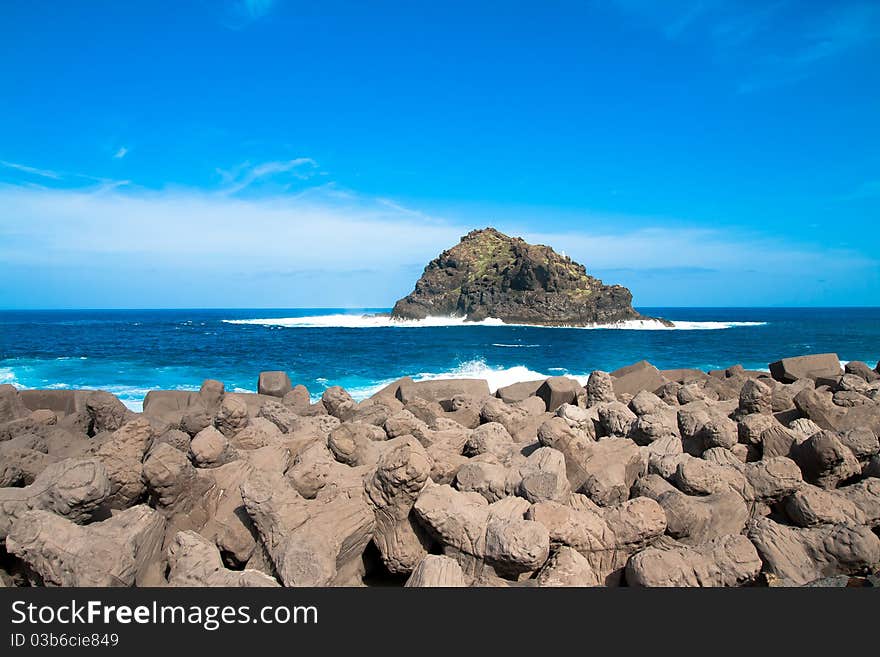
[481,397,544,442]
[0,457,112,540]
[790,430,861,488]
[611,361,668,398]
[282,385,312,414]
[495,380,544,404]
[397,379,490,407]
[748,517,880,585]
[839,428,879,461]
[229,417,282,450]
[536,377,582,412]
[7,505,165,587]
[151,428,191,454]
[538,418,640,506]
[0,444,56,487]
[85,391,131,434]
[166,530,279,587]
[632,474,748,545]
[364,440,432,574]
[596,401,637,438]
[535,546,601,586]
[190,426,237,468]
[321,386,357,421]
[413,485,549,579]
[789,417,823,437]
[92,418,152,509]
[214,395,248,437]
[845,360,880,383]
[257,371,293,398]
[242,472,375,586]
[527,497,666,585]
[390,227,659,326]
[770,353,842,384]
[0,384,30,424]
[626,534,761,587]
[517,447,572,504]
[404,555,468,587]
[586,371,616,406]
[739,378,773,415]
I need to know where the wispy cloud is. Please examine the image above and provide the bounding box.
[220,0,276,29]
[216,157,319,194]
[840,180,880,202]
[0,160,61,180]
[738,2,880,93]
[606,1,879,93]
[113,147,128,159]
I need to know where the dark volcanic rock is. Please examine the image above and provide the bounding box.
[391,228,666,326]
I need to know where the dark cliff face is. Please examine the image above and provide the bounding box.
[391,228,658,326]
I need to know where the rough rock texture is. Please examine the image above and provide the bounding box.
[0,457,112,540]
[5,353,880,589]
[391,228,664,326]
[748,517,880,586]
[7,505,165,586]
[626,535,762,587]
[166,531,279,587]
[769,353,842,384]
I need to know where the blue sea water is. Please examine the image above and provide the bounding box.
[1,308,878,411]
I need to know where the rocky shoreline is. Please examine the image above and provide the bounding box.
[1,353,879,587]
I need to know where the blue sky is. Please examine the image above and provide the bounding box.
[0,0,878,308]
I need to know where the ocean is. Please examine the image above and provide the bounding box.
[1,307,877,411]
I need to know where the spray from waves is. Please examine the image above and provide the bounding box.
[400,359,590,396]
[223,314,767,330]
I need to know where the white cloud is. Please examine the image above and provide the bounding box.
[113,147,128,159]
[217,158,319,194]
[0,160,61,180]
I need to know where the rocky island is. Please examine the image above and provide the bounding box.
[1,354,878,588]
[391,227,670,326]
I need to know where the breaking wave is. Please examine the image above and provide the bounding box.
[223,314,768,330]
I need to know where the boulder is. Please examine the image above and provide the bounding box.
[95,418,153,508]
[404,555,468,587]
[257,371,293,398]
[844,361,879,383]
[535,377,582,412]
[586,371,616,406]
[625,534,761,587]
[632,474,748,545]
[364,440,432,574]
[495,380,544,404]
[282,385,312,414]
[748,517,880,585]
[397,379,490,406]
[413,485,550,580]
[790,430,861,489]
[7,505,165,587]
[166,531,279,587]
[527,497,666,585]
[769,353,842,384]
[241,472,375,586]
[535,546,601,587]
[610,361,668,398]
[0,384,30,424]
[0,457,112,540]
[85,391,131,434]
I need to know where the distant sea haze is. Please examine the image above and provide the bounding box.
[1,307,877,411]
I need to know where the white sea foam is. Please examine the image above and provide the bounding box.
[409,359,590,394]
[223,314,768,330]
